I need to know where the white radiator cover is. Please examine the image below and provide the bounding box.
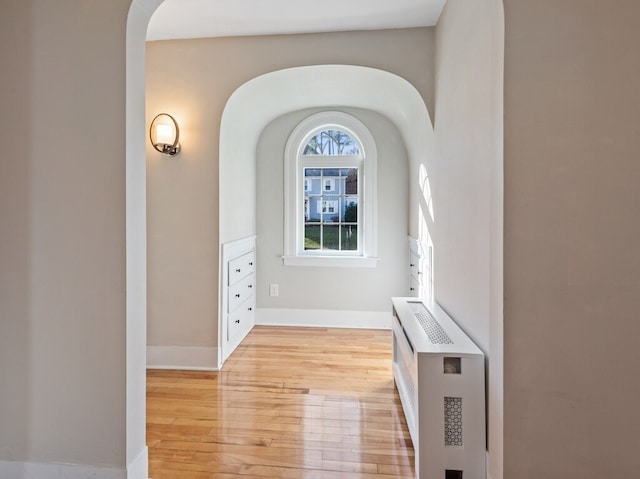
[391,297,486,479]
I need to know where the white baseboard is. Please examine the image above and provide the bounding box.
[0,460,126,479]
[0,461,22,479]
[256,308,392,329]
[146,346,219,371]
[127,446,148,479]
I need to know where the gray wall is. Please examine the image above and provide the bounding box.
[0,0,130,469]
[256,108,409,311]
[504,1,640,478]
[0,0,31,463]
[146,28,435,348]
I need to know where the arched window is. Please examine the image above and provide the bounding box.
[284,112,378,267]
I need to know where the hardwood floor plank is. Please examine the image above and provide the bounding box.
[147,326,415,478]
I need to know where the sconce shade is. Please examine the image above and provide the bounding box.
[150,113,181,156]
[155,123,174,145]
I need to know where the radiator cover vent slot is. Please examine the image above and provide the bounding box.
[444,397,463,446]
[409,302,453,344]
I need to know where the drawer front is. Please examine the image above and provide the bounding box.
[228,250,255,286]
[228,272,255,312]
[409,252,421,282]
[409,276,420,297]
[228,297,255,342]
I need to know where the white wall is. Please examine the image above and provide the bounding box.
[256,108,409,312]
[433,1,504,477]
[127,0,164,474]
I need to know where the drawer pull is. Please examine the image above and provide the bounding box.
[235,319,240,324]
[248,307,253,311]
[235,293,240,298]
[248,284,253,288]
[249,262,253,266]
[235,268,241,273]
[410,287,415,291]
[410,263,415,267]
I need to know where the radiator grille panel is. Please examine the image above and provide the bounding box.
[409,302,453,344]
[444,397,463,446]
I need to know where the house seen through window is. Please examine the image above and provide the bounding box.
[284,112,378,267]
[304,167,358,252]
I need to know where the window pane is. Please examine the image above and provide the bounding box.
[301,167,359,254]
[341,225,358,251]
[322,196,340,222]
[345,168,358,194]
[303,129,360,156]
[343,197,357,223]
[306,196,321,222]
[304,225,321,250]
[305,168,322,177]
[323,168,341,177]
[323,225,340,251]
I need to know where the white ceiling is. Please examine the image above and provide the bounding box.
[147,0,447,41]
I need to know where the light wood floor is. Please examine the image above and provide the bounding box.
[147,326,415,479]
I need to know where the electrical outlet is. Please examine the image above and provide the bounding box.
[269,283,279,297]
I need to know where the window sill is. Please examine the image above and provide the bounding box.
[282,255,379,268]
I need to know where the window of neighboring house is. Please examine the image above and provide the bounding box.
[317,198,338,215]
[323,178,335,192]
[283,111,378,267]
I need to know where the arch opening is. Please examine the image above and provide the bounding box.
[126,3,504,478]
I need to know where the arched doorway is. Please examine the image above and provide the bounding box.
[126,2,504,478]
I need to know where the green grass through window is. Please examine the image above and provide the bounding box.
[304,225,358,251]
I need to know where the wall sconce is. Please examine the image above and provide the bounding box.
[150,113,181,156]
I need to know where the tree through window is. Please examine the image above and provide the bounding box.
[303,130,360,156]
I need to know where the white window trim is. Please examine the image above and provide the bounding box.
[283,111,378,267]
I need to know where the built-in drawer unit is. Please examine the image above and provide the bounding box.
[408,236,432,298]
[220,236,256,367]
[391,297,485,479]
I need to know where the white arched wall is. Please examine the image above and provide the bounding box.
[126,0,164,477]
[219,65,435,245]
[219,66,436,370]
